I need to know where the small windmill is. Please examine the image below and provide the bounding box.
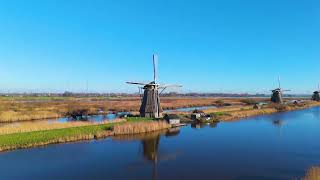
[126,54,182,118]
[270,76,290,104]
[312,84,320,101]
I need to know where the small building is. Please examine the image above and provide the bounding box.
[191,113,202,120]
[191,109,205,120]
[253,104,262,109]
[191,109,212,122]
[204,114,212,121]
[164,114,181,125]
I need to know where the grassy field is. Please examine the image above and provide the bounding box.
[0,119,125,135]
[0,95,315,123]
[0,123,114,151]
[0,117,170,152]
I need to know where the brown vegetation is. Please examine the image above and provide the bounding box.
[302,166,320,180]
[0,119,124,135]
[113,121,170,135]
[202,101,320,122]
[0,96,318,123]
[0,97,249,122]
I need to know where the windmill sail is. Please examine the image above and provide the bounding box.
[126,82,148,86]
[153,54,158,83]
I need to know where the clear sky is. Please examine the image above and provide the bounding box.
[0,0,319,94]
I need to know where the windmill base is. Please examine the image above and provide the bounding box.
[312,92,320,101]
[139,88,163,118]
[271,92,283,104]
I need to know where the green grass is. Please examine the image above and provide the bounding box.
[0,118,154,151]
[212,112,227,116]
[0,123,114,149]
[126,117,156,122]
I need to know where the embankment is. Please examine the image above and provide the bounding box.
[207,101,320,122]
[0,120,170,152]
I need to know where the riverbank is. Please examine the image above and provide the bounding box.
[0,118,170,152]
[206,101,320,122]
[1,101,319,152]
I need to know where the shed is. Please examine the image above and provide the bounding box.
[253,104,262,109]
[191,113,201,120]
[164,114,180,125]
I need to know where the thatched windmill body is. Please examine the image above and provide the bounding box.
[312,85,320,101]
[271,77,290,104]
[127,55,181,118]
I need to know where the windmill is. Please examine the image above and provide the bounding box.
[312,84,320,101]
[126,54,182,118]
[270,76,290,104]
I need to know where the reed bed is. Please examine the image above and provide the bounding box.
[113,121,171,135]
[302,166,320,180]
[0,110,61,122]
[0,119,124,135]
[201,101,320,122]
[0,118,156,152]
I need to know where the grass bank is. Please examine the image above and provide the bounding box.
[0,118,170,152]
[0,119,124,135]
[204,101,320,122]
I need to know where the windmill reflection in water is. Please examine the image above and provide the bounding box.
[113,128,181,180]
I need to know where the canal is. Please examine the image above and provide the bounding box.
[0,107,320,180]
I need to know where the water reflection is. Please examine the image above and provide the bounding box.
[312,107,320,119]
[191,122,219,129]
[0,113,127,129]
[113,128,180,180]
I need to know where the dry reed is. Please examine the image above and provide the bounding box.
[113,121,171,135]
[0,119,124,135]
[302,166,320,180]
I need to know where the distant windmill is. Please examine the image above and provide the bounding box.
[312,84,320,101]
[126,54,182,118]
[270,76,290,104]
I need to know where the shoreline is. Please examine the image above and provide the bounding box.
[0,119,171,152]
[204,101,320,122]
[0,102,319,152]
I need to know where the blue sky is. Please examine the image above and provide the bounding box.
[0,0,319,94]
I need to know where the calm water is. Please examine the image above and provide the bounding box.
[0,113,129,128]
[1,107,320,180]
[0,106,216,128]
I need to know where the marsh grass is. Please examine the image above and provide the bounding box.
[0,96,246,122]
[113,121,170,135]
[0,119,124,135]
[0,117,163,151]
[302,166,320,180]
